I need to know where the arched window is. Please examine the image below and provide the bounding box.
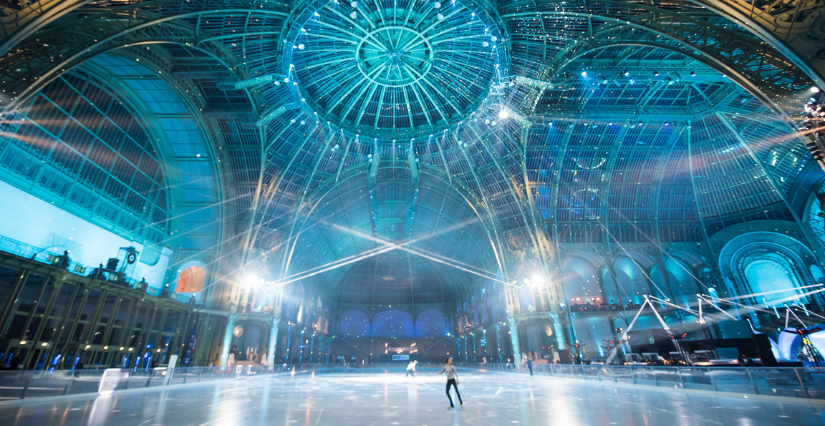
[742,253,803,305]
[372,310,414,339]
[339,309,370,338]
[562,256,604,306]
[415,309,447,338]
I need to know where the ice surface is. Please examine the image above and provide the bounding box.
[0,368,822,425]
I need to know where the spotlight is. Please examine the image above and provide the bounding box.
[499,109,509,119]
[350,11,357,19]
[243,274,258,287]
[434,1,441,7]
[530,273,544,285]
[581,71,587,77]
[690,70,696,77]
[623,71,629,77]
[298,43,305,50]
[654,71,659,77]
[813,87,821,93]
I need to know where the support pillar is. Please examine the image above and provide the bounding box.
[219,314,238,369]
[267,318,279,366]
[508,317,521,364]
[549,313,566,350]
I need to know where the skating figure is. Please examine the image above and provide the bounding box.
[438,357,463,409]
[405,360,417,378]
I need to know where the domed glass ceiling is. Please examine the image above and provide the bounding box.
[285,0,505,138]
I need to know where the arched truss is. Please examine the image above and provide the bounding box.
[0,0,93,56]
[1,0,818,112]
[0,0,290,107]
[275,163,509,297]
[499,0,819,117]
[685,0,825,82]
[235,107,553,288]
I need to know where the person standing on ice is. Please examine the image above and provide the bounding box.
[405,360,418,378]
[438,357,463,409]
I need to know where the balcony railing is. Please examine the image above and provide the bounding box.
[0,235,193,303]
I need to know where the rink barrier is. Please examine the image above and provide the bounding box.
[460,363,825,400]
[0,363,325,402]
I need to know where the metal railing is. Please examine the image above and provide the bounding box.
[462,363,825,400]
[0,235,201,305]
[0,364,324,402]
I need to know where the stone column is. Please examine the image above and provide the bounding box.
[508,316,521,365]
[268,318,279,366]
[219,314,238,369]
[549,313,566,350]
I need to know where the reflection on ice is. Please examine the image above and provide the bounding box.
[0,369,822,426]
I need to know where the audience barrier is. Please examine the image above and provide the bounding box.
[2,362,824,402]
[462,362,825,400]
[0,364,324,402]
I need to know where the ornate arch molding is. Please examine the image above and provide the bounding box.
[561,251,608,275]
[719,231,819,298]
[0,1,285,108]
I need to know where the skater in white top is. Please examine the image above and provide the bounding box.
[405,360,418,378]
[438,357,463,408]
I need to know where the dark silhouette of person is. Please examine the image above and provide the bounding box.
[9,356,20,370]
[526,358,533,376]
[60,250,70,269]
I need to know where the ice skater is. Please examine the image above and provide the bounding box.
[406,360,418,378]
[438,357,463,409]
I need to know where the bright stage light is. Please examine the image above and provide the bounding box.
[530,273,544,284]
[243,274,259,287]
[499,109,509,119]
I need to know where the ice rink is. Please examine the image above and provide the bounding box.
[0,368,823,426]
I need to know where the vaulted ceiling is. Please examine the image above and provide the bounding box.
[0,0,821,304]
